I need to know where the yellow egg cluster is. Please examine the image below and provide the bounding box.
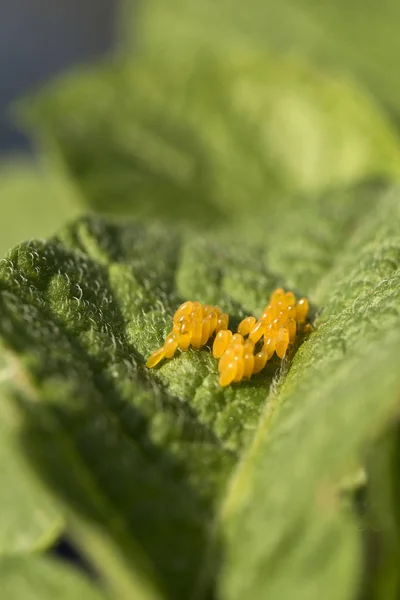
[146,301,229,368]
[212,331,257,386]
[146,288,310,386]
[213,288,309,386]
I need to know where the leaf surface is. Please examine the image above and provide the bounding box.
[217,192,400,599]
[0,188,399,598]
[0,342,63,554]
[0,555,109,600]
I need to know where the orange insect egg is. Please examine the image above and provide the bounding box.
[216,312,229,332]
[179,320,192,351]
[213,330,233,358]
[244,338,255,350]
[263,321,273,336]
[243,340,254,378]
[179,319,191,334]
[238,316,257,336]
[232,333,244,345]
[218,347,234,372]
[146,347,166,368]
[249,320,266,343]
[203,304,212,316]
[190,301,203,319]
[233,344,244,358]
[207,311,218,336]
[243,350,255,378]
[271,317,281,330]
[233,354,245,382]
[270,287,285,303]
[286,304,296,319]
[179,333,191,351]
[287,318,297,343]
[260,304,274,322]
[285,291,296,307]
[275,327,289,358]
[191,320,203,349]
[277,310,288,324]
[303,323,314,334]
[253,348,268,374]
[163,332,179,358]
[296,298,309,323]
[200,318,211,345]
[219,361,237,387]
[275,301,286,316]
[263,333,277,359]
[173,301,193,322]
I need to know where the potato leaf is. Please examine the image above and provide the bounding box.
[0,186,399,598]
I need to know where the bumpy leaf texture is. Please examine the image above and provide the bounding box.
[0,187,399,599]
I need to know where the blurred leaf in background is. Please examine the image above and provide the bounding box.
[132,0,400,119]
[14,0,400,225]
[0,555,109,600]
[18,54,400,224]
[0,157,82,256]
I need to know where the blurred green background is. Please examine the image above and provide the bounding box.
[2,0,400,250]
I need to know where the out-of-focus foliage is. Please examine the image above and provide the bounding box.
[132,0,400,118]
[0,158,81,256]
[0,555,110,600]
[0,1,399,600]
[19,55,400,223]
[361,424,400,600]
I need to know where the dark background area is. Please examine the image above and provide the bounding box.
[0,0,116,153]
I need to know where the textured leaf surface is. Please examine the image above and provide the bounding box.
[0,185,399,599]
[220,330,400,600]
[21,53,400,222]
[0,555,108,600]
[0,216,265,599]
[218,192,400,599]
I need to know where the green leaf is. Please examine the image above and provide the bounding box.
[0,218,240,599]
[0,157,82,257]
[219,330,400,600]
[0,185,399,599]
[361,424,400,600]
[216,192,400,599]
[0,343,63,554]
[20,52,400,222]
[0,555,109,599]
[135,0,400,118]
